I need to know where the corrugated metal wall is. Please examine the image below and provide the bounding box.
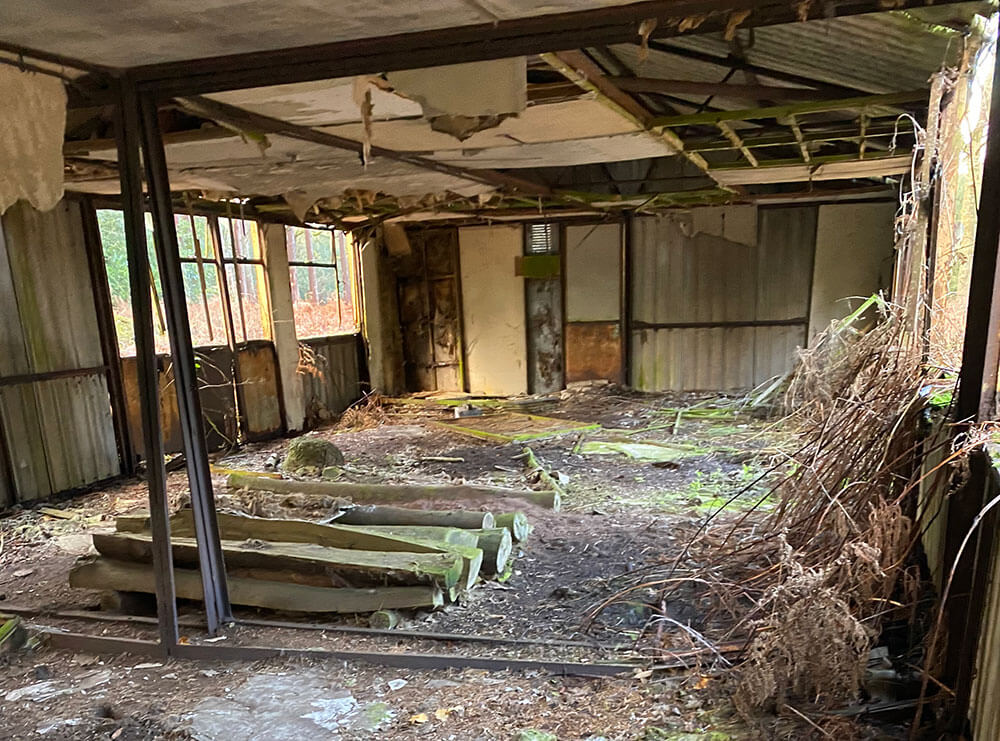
[122,342,294,454]
[0,201,119,505]
[630,205,816,391]
[300,335,362,426]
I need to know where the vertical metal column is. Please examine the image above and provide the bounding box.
[956,34,1000,424]
[113,77,179,650]
[79,196,135,476]
[137,93,232,633]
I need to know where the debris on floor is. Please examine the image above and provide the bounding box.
[180,670,393,740]
[435,410,600,443]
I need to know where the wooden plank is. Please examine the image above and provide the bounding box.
[227,471,561,509]
[118,510,455,554]
[92,532,468,589]
[70,557,444,613]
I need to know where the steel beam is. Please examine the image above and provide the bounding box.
[113,77,179,651]
[137,93,232,634]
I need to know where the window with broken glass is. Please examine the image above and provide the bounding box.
[285,226,357,338]
[97,208,271,356]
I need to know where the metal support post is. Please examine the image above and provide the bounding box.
[113,77,179,650]
[137,92,232,632]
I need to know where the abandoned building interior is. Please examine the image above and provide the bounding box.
[4,1,1000,739]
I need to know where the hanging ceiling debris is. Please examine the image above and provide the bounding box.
[3,0,992,225]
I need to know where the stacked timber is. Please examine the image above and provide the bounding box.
[70,506,531,616]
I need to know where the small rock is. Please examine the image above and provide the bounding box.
[321,466,344,480]
[387,679,407,691]
[33,665,51,681]
[12,569,33,578]
[281,437,345,475]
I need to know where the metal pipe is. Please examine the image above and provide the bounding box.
[112,77,179,651]
[137,92,232,633]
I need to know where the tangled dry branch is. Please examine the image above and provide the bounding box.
[594,301,963,721]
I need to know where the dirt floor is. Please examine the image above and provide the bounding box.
[0,385,903,740]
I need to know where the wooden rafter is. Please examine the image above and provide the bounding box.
[783,115,811,164]
[540,50,732,190]
[717,122,759,167]
[650,89,928,128]
[685,120,906,152]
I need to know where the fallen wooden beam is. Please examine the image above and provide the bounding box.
[227,472,561,510]
[69,557,444,613]
[338,524,481,548]
[349,525,512,578]
[117,510,453,554]
[92,532,472,590]
[469,528,514,577]
[493,511,531,542]
[335,505,494,530]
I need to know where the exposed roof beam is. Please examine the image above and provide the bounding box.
[717,122,759,167]
[784,115,811,163]
[614,77,831,102]
[111,0,961,99]
[651,89,928,127]
[174,96,552,196]
[685,120,906,151]
[710,152,911,185]
[646,40,873,98]
[540,50,731,191]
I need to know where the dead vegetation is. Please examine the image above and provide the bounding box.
[591,300,954,730]
[337,392,389,431]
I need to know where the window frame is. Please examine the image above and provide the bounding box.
[285,225,358,339]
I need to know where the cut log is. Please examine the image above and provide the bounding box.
[518,446,565,507]
[70,557,443,613]
[226,472,560,510]
[368,610,400,629]
[493,512,531,542]
[92,532,465,590]
[334,505,494,530]
[116,510,452,554]
[337,525,480,548]
[468,528,513,577]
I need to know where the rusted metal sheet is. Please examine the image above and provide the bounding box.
[237,341,283,439]
[565,322,622,384]
[300,335,362,427]
[629,206,814,391]
[0,200,119,503]
[121,356,181,455]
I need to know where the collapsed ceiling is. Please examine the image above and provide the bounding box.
[2,1,993,224]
